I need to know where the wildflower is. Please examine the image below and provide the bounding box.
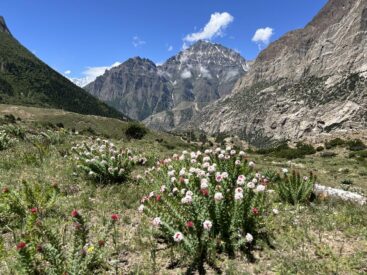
[156,195,161,202]
[2,187,9,193]
[203,156,211,162]
[191,159,197,164]
[30,207,38,214]
[282,168,289,174]
[186,190,193,197]
[245,233,253,243]
[218,154,225,159]
[222,172,229,179]
[247,182,255,189]
[235,160,241,166]
[149,192,155,198]
[252,208,259,215]
[186,221,194,228]
[152,217,161,227]
[230,150,236,155]
[172,187,178,194]
[138,204,145,212]
[173,232,184,242]
[160,185,167,192]
[16,242,27,250]
[200,178,209,189]
[202,162,210,168]
[111,214,120,221]
[237,177,245,186]
[225,155,231,160]
[215,175,223,183]
[71,209,79,218]
[208,165,216,173]
[234,192,243,200]
[87,245,95,254]
[98,240,105,247]
[179,169,186,176]
[203,220,213,231]
[181,195,193,204]
[214,192,224,201]
[235,187,243,193]
[272,208,279,215]
[239,151,246,156]
[168,170,175,177]
[200,189,209,196]
[184,179,189,185]
[226,146,232,151]
[36,244,43,253]
[248,161,255,167]
[256,185,266,192]
[303,176,309,181]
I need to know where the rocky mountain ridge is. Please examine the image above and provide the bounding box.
[85,41,248,126]
[189,0,367,145]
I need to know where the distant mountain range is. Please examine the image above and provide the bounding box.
[0,16,127,120]
[84,41,248,129]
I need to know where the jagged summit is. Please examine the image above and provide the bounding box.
[0,16,12,36]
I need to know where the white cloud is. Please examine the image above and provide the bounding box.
[132,36,146,47]
[181,69,192,79]
[184,12,234,43]
[252,27,274,45]
[69,61,121,87]
[64,70,71,75]
[168,45,173,51]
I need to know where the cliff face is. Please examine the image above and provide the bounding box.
[191,0,367,143]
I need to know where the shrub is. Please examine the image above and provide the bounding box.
[0,130,16,150]
[1,124,27,140]
[316,146,324,152]
[139,147,272,273]
[256,142,315,160]
[72,138,145,183]
[349,150,367,160]
[346,139,366,151]
[320,151,337,158]
[295,142,316,155]
[125,122,148,140]
[276,170,316,205]
[341,179,353,185]
[325,138,345,149]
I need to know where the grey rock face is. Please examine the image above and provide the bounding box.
[191,0,367,144]
[0,16,12,36]
[85,41,248,128]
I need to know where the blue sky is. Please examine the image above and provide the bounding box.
[1,0,327,85]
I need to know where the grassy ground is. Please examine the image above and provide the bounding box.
[0,108,366,274]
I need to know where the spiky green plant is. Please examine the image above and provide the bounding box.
[276,170,316,205]
[0,130,16,150]
[72,138,145,184]
[139,148,272,273]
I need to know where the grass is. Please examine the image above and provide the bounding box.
[0,107,366,274]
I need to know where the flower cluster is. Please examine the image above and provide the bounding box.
[71,138,146,183]
[0,130,16,151]
[139,147,272,270]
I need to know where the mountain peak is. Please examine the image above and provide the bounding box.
[0,16,12,36]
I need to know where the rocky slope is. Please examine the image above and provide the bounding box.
[85,41,248,127]
[190,0,367,145]
[0,16,127,120]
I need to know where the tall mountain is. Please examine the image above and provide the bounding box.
[190,0,367,144]
[85,41,248,127]
[0,17,127,120]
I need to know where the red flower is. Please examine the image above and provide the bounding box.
[200,189,209,196]
[111,214,120,221]
[36,244,43,253]
[30,207,38,214]
[252,208,259,215]
[185,221,194,228]
[98,240,105,247]
[179,177,185,183]
[16,242,27,250]
[71,209,79,218]
[156,195,161,202]
[2,187,9,193]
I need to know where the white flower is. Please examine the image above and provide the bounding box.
[235,160,241,166]
[191,159,197,164]
[214,192,224,201]
[218,154,224,159]
[180,188,186,195]
[200,178,209,189]
[215,175,223,183]
[252,178,258,183]
[208,165,216,173]
[138,204,145,212]
[179,155,185,161]
[225,155,231,160]
[168,170,175,177]
[172,188,178,194]
[152,217,161,227]
[190,152,197,159]
[272,208,279,215]
[173,232,184,242]
[171,177,176,183]
[108,167,114,174]
[181,195,192,204]
[88,171,95,176]
[247,182,255,189]
[203,156,211,162]
[235,187,243,193]
[189,167,196,173]
[256,185,266,192]
[186,190,193,197]
[234,192,243,200]
[248,161,255,167]
[203,220,213,231]
[245,233,253,243]
[184,179,189,185]
[221,172,229,179]
[182,150,188,155]
[160,185,167,192]
[149,192,155,198]
[237,177,245,186]
[230,150,236,155]
[202,162,210,168]
[226,146,232,151]
[215,148,221,153]
[179,169,186,176]
[239,151,246,156]
[282,168,289,174]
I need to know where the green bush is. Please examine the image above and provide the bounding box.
[0,130,16,150]
[340,179,353,185]
[256,142,315,160]
[325,138,345,149]
[276,171,316,205]
[295,142,316,155]
[125,122,148,140]
[316,146,324,152]
[140,147,271,273]
[346,139,366,151]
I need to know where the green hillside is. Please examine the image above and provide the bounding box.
[0,27,127,120]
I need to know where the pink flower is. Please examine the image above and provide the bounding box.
[16,242,27,250]
[71,209,79,218]
[203,220,212,231]
[186,221,194,228]
[215,175,223,183]
[173,232,184,242]
[214,192,224,201]
[30,207,38,214]
[252,208,259,216]
[111,214,120,221]
[152,217,161,227]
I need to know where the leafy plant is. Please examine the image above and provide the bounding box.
[346,139,366,151]
[325,138,345,149]
[0,129,16,150]
[72,138,144,183]
[140,148,272,273]
[276,170,316,205]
